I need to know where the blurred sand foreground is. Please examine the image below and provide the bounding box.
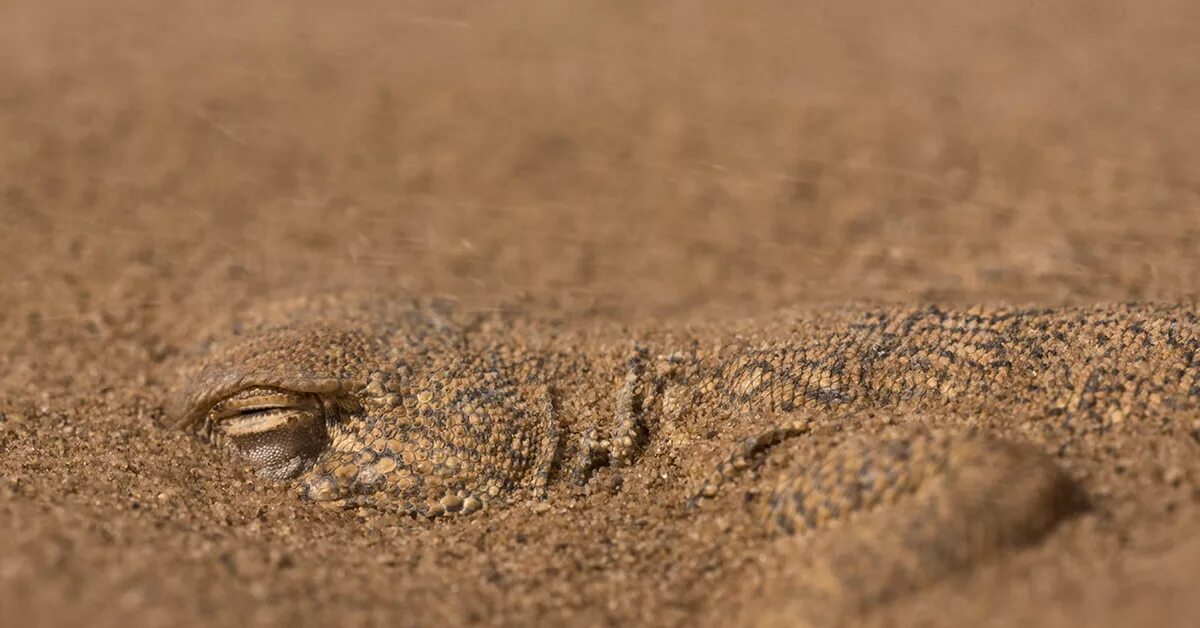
[2,1,1200,626]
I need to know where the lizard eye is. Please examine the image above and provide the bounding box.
[206,387,328,480]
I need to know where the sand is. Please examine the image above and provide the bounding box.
[2,1,1200,625]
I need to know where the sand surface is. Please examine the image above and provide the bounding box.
[2,1,1200,626]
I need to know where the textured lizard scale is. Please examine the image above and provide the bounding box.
[169,297,1200,617]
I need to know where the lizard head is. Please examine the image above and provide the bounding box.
[167,324,385,481]
[168,314,558,517]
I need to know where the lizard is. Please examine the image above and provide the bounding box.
[166,295,1200,618]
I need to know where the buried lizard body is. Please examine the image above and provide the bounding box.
[168,296,1200,616]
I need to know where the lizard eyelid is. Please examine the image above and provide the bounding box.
[209,388,322,419]
[207,387,330,480]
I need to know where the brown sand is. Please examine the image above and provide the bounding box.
[2,1,1200,626]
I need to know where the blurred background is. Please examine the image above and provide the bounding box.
[3,0,1199,335]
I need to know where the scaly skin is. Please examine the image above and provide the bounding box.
[168,296,1200,617]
